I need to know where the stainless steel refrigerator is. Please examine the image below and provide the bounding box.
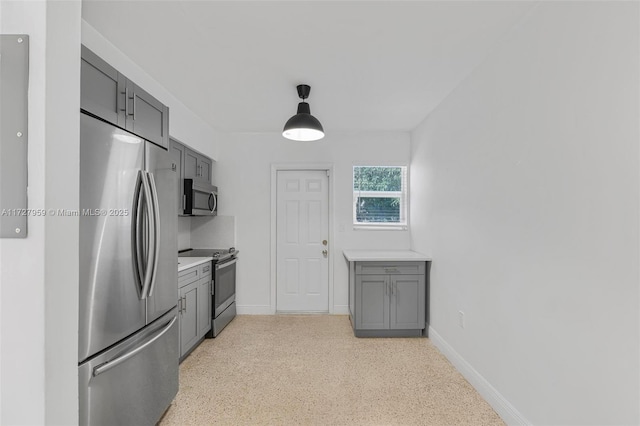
[78,113,178,425]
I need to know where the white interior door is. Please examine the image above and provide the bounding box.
[276,170,329,312]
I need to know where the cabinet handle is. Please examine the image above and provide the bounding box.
[132,92,136,121]
[392,282,396,295]
[120,88,129,115]
[182,296,187,314]
[124,88,135,118]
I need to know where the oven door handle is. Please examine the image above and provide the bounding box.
[215,259,237,270]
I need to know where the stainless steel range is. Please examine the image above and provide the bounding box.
[179,247,238,336]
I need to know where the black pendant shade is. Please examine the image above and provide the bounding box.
[283,84,324,141]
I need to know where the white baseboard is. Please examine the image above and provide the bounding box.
[237,305,349,315]
[236,305,274,315]
[332,304,349,315]
[428,327,530,426]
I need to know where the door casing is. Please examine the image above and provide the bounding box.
[270,163,334,314]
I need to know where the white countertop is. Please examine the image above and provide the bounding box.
[178,256,214,272]
[343,249,431,262]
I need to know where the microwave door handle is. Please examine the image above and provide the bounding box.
[146,172,161,297]
[139,172,155,300]
[208,192,216,212]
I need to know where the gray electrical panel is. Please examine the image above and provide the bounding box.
[0,35,29,238]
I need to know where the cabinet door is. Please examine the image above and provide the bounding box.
[179,283,199,357]
[127,81,169,149]
[80,45,126,127]
[183,149,199,180]
[199,156,212,184]
[169,139,185,215]
[355,275,389,329]
[197,277,212,338]
[390,275,425,330]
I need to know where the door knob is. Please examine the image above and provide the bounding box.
[322,250,328,257]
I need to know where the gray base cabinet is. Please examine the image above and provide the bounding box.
[178,262,212,360]
[350,261,425,337]
[81,45,169,149]
[179,282,199,354]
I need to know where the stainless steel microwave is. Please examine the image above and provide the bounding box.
[183,179,217,216]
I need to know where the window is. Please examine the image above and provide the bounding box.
[353,166,408,229]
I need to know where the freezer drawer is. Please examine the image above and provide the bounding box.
[79,308,179,426]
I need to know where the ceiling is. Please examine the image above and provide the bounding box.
[82,1,535,134]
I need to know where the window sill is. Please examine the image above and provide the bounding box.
[353,224,408,231]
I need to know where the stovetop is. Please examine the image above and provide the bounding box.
[179,247,238,262]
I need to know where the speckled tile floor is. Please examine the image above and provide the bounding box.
[159,315,504,426]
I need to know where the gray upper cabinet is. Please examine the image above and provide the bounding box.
[81,45,125,127]
[199,156,212,183]
[184,149,198,180]
[170,138,214,216]
[81,45,169,149]
[183,148,212,184]
[125,81,169,149]
[169,139,185,215]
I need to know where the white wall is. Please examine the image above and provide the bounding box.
[191,215,236,249]
[81,20,222,161]
[216,132,411,314]
[177,217,191,251]
[410,2,639,425]
[0,1,81,424]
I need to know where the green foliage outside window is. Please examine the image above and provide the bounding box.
[353,167,402,191]
[354,166,404,223]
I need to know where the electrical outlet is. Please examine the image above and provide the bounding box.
[458,311,465,329]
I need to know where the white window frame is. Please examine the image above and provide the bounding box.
[352,165,408,230]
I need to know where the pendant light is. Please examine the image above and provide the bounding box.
[283,84,324,141]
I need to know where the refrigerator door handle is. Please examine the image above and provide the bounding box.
[92,315,177,378]
[132,171,146,298]
[146,172,161,297]
[139,171,156,300]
